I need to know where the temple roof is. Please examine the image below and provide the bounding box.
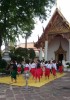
[34,8,70,48]
[17,42,39,51]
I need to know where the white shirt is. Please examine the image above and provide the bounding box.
[46,64,52,69]
[17,64,21,68]
[31,63,36,68]
[25,64,30,68]
[52,63,57,70]
[45,63,48,68]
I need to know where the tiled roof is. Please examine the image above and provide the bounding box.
[17,42,39,51]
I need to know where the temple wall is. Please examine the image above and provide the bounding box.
[47,36,69,61]
[61,38,69,60]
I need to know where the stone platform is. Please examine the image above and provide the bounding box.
[0,72,70,100]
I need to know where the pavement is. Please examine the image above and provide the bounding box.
[0,72,70,100]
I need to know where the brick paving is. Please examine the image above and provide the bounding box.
[0,72,70,100]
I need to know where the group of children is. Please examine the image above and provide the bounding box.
[10,59,63,83]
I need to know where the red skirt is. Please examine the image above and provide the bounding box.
[17,67,21,74]
[52,68,56,76]
[34,68,43,80]
[30,68,36,77]
[24,67,29,71]
[40,68,43,77]
[59,66,63,73]
[45,68,50,77]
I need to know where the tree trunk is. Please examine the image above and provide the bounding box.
[0,35,2,60]
[25,36,27,48]
[0,47,1,60]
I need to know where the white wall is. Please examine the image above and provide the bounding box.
[35,51,39,57]
[47,36,69,61]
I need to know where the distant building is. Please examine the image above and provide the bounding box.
[17,42,40,57]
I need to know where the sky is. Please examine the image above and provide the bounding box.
[1,0,70,49]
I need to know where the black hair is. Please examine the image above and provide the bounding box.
[37,63,40,68]
[45,61,48,64]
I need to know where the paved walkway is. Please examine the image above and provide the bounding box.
[0,72,70,100]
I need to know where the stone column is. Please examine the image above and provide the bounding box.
[5,40,9,52]
[39,47,42,61]
[69,39,70,61]
[2,40,11,62]
[44,40,48,61]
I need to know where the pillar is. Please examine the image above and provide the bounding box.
[44,40,48,61]
[69,39,70,61]
[39,47,42,61]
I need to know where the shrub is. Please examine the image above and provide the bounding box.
[66,62,70,66]
[67,66,70,68]
[0,59,7,69]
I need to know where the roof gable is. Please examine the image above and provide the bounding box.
[45,8,70,34]
[34,8,70,48]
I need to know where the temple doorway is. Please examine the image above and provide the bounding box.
[58,54,63,62]
[55,43,66,61]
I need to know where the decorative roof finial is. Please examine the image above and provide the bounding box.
[56,0,61,10]
[38,35,39,40]
[56,0,58,8]
[42,26,45,33]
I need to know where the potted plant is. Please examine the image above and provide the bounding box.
[67,66,70,72]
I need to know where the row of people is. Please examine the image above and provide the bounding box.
[9,59,63,83]
[24,59,63,82]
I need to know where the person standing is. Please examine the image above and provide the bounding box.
[52,60,57,77]
[17,62,22,76]
[58,61,63,73]
[24,59,30,71]
[30,60,36,78]
[45,61,51,79]
[34,60,43,82]
[10,61,17,83]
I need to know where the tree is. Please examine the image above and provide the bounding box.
[20,22,35,48]
[0,0,55,57]
[9,47,36,61]
[9,47,29,61]
[0,27,2,59]
[28,48,36,59]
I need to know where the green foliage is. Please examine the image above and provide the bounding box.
[0,59,11,74]
[9,47,36,61]
[0,0,55,58]
[0,0,55,42]
[9,47,28,61]
[14,47,28,58]
[28,48,36,59]
[9,53,17,61]
[0,59,7,69]
[66,62,70,68]
[67,66,70,68]
[66,62,70,66]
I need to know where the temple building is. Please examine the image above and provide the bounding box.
[34,8,70,62]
